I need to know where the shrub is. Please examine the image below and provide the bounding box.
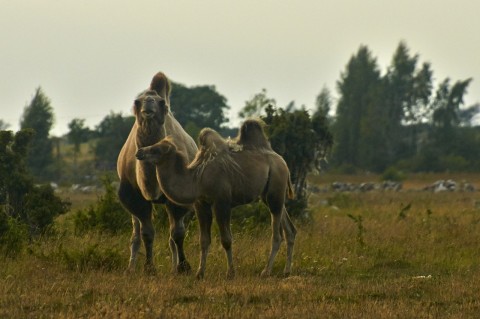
[73,175,130,235]
[381,166,406,182]
[23,184,70,235]
[0,211,28,258]
[56,243,124,272]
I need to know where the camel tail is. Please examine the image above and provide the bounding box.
[286,175,295,200]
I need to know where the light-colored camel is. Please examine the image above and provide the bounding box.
[136,119,297,279]
[117,72,198,274]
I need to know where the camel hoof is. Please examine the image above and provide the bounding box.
[260,269,271,278]
[195,270,205,280]
[177,260,192,274]
[226,269,235,280]
[283,271,291,278]
[144,264,157,276]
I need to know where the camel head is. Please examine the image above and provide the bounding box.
[134,90,168,126]
[133,90,169,146]
[135,138,177,164]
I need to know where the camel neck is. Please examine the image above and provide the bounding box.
[156,153,198,205]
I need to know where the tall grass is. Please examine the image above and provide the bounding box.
[1,175,480,318]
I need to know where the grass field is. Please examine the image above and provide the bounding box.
[1,173,480,318]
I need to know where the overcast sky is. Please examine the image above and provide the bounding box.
[1,0,479,136]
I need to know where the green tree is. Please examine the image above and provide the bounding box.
[315,86,332,118]
[431,78,472,153]
[263,105,333,215]
[170,83,230,131]
[0,129,69,241]
[20,87,55,181]
[93,112,134,170]
[0,120,9,130]
[333,45,382,169]
[239,88,276,119]
[67,118,90,169]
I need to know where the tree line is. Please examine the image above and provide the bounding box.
[2,41,479,184]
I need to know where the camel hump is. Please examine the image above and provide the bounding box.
[236,118,272,150]
[150,72,171,101]
[198,128,228,152]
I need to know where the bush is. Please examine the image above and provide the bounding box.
[23,184,70,235]
[0,211,28,258]
[73,175,130,235]
[381,166,406,182]
[56,243,124,272]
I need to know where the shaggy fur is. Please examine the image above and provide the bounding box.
[117,72,198,274]
[136,119,297,279]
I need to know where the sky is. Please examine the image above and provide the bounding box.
[1,0,479,136]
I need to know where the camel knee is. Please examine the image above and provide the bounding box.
[170,226,186,243]
[220,234,232,251]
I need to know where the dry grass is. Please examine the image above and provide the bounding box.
[2,174,480,318]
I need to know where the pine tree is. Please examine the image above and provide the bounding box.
[20,87,55,181]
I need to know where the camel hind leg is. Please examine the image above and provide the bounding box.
[261,194,284,277]
[194,201,213,279]
[213,200,235,279]
[166,201,192,274]
[281,207,297,276]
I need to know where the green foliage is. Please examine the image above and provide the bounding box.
[0,119,9,130]
[73,175,130,235]
[238,88,276,119]
[347,214,365,249]
[20,87,56,181]
[23,184,70,235]
[333,45,381,169]
[230,201,270,232]
[170,82,230,130]
[381,166,406,182]
[67,118,91,170]
[56,243,124,272]
[93,112,134,170]
[0,212,28,258]
[263,106,333,202]
[224,101,333,218]
[331,41,473,173]
[0,129,69,243]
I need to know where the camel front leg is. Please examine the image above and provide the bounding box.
[166,201,191,274]
[139,213,156,275]
[127,216,142,272]
[194,201,213,279]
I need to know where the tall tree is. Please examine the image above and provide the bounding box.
[67,118,90,170]
[0,120,9,130]
[264,106,333,205]
[239,88,277,119]
[170,83,230,131]
[333,45,381,169]
[315,86,332,118]
[93,112,134,170]
[20,87,55,181]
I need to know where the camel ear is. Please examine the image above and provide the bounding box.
[150,72,171,99]
[133,99,141,115]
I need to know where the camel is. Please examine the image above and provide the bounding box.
[117,72,198,274]
[135,119,297,279]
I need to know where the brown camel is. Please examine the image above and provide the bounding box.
[117,72,197,274]
[135,119,297,279]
